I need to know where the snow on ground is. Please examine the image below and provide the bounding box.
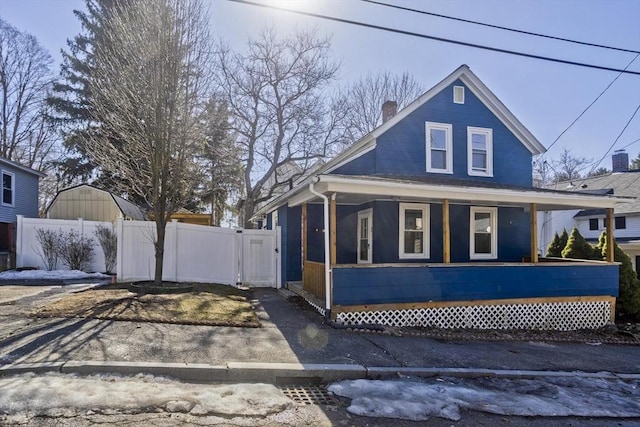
[328,377,640,421]
[0,373,293,417]
[1,373,639,422]
[0,269,109,281]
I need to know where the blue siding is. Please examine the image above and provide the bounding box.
[0,165,39,223]
[276,205,302,286]
[331,80,533,187]
[328,202,529,264]
[307,204,324,263]
[333,264,619,306]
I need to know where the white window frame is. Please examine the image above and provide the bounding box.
[357,208,373,264]
[467,127,493,177]
[453,85,465,104]
[399,203,430,259]
[425,122,453,174]
[469,206,498,260]
[2,171,14,207]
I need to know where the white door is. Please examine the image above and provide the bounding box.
[357,209,373,264]
[240,229,278,287]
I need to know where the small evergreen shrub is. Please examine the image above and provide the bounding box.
[94,224,117,274]
[561,227,597,260]
[34,228,62,271]
[546,232,563,257]
[59,229,95,271]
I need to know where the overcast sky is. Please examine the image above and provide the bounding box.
[2,0,639,172]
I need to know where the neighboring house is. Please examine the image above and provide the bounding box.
[539,150,640,271]
[0,157,45,267]
[47,184,146,222]
[255,65,627,331]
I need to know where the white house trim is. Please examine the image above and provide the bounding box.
[425,122,453,174]
[399,203,430,259]
[470,206,498,259]
[467,126,493,177]
[286,175,629,211]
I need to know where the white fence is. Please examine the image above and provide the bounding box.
[16,216,280,287]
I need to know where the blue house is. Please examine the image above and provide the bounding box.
[256,65,627,330]
[0,157,44,266]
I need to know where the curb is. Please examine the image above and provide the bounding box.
[1,361,639,383]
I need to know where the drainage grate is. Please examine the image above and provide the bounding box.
[280,385,336,405]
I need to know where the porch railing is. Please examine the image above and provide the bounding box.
[303,260,325,301]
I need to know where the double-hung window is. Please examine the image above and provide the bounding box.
[2,171,14,206]
[399,203,429,259]
[470,206,497,259]
[467,127,493,177]
[425,122,453,174]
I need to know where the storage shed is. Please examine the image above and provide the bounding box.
[46,184,146,221]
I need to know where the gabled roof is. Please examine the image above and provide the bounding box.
[555,170,640,215]
[253,65,547,218]
[0,157,46,178]
[320,64,545,176]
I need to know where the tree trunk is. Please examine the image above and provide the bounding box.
[154,219,166,285]
[243,200,256,229]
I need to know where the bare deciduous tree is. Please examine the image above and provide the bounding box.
[340,71,424,143]
[0,19,58,170]
[216,28,343,227]
[87,0,213,284]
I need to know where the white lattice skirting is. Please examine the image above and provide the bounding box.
[335,300,612,331]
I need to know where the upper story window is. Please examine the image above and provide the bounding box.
[2,171,14,206]
[399,203,430,259]
[615,216,626,230]
[467,127,493,177]
[453,86,465,104]
[589,218,599,231]
[425,122,453,174]
[470,206,497,260]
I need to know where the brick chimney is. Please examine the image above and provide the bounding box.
[382,100,398,123]
[612,150,629,172]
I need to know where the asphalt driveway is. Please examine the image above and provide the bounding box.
[1,286,639,374]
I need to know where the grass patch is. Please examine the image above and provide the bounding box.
[33,283,260,327]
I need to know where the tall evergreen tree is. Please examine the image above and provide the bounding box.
[48,0,117,186]
[198,98,243,226]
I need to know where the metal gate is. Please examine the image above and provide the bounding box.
[238,228,281,287]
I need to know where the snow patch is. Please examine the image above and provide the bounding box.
[328,377,640,421]
[0,269,109,280]
[0,373,294,417]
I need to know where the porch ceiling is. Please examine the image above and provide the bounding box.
[288,174,631,211]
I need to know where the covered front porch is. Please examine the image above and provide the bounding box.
[281,174,626,330]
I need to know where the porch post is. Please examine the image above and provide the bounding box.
[302,203,307,264]
[606,208,614,262]
[330,196,337,266]
[530,203,538,263]
[330,194,337,313]
[443,199,451,264]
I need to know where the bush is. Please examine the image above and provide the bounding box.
[546,231,563,257]
[34,228,62,271]
[94,224,117,274]
[59,229,95,271]
[561,227,597,260]
[595,231,640,320]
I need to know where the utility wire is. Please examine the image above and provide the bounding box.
[582,103,640,179]
[226,0,640,76]
[544,53,640,153]
[361,0,640,54]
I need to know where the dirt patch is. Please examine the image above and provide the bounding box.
[32,283,260,327]
[345,324,640,345]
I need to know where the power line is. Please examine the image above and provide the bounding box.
[225,0,640,76]
[583,103,640,178]
[544,53,640,153]
[361,0,640,54]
